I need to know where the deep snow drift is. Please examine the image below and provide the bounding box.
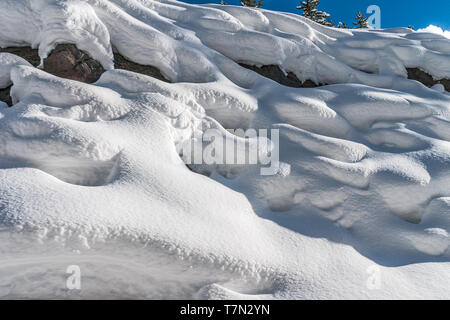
[0,0,450,299]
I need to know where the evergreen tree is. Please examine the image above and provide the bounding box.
[241,0,263,7]
[325,19,334,28]
[220,0,228,4]
[353,11,369,28]
[297,0,317,20]
[297,0,333,27]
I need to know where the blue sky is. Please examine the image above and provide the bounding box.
[180,0,450,30]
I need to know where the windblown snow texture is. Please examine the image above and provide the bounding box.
[0,0,450,299]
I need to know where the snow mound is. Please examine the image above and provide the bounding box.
[418,25,450,40]
[0,0,450,299]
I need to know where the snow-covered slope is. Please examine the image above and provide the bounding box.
[0,0,450,299]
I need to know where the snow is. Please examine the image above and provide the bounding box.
[0,0,450,299]
[0,53,32,87]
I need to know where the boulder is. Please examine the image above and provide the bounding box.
[43,44,105,83]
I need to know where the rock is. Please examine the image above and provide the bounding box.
[0,86,12,107]
[239,63,320,88]
[239,63,450,92]
[407,68,450,92]
[113,51,170,83]
[43,44,105,83]
[0,47,40,67]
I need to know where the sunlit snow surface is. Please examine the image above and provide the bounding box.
[0,0,450,299]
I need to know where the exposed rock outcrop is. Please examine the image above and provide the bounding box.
[113,51,170,83]
[407,68,450,92]
[239,63,450,93]
[239,63,320,88]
